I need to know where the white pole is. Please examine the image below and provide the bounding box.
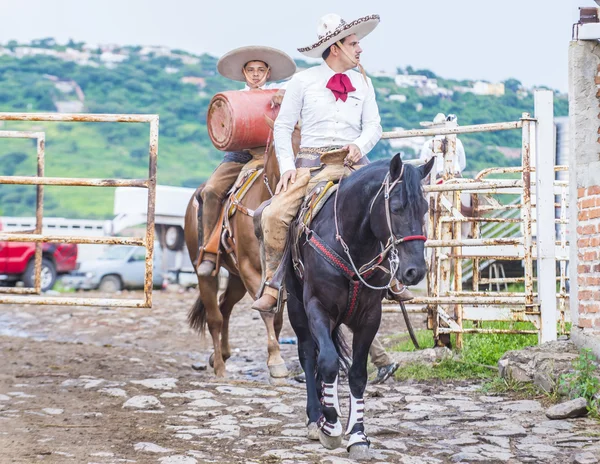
[534,90,557,343]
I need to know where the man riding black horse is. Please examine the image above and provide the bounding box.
[252,13,415,314]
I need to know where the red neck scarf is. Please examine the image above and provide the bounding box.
[326,73,356,102]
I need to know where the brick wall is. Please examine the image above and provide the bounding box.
[569,40,600,354]
[576,185,600,330]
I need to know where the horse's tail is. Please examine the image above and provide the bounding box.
[188,293,207,336]
[332,325,351,374]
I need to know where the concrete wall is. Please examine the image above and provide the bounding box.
[568,40,600,357]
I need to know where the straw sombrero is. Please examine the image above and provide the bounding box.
[217,46,296,82]
[298,13,380,58]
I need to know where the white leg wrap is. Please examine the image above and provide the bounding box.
[321,375,341,417]
[318,414,343,437]
[347,430,370,449]
[345,392,365,435]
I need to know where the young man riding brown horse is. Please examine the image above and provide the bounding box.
[196,46,296,277]
[252,14,415,314]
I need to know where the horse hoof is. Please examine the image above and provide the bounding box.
[318,430,343,450]
[307,422,319,441]
[208,352,215,368]
[268,362,289,378]
[214,366,226,377]
[268,376,287,386]
[348,443,371,461]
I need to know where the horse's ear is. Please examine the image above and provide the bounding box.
[390,153,403,180]
[420,157,435,180]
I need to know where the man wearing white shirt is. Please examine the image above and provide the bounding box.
[252,13,383,312]
[197,46,296,277]
[418,113,467,181]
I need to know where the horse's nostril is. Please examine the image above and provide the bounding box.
[404,268,417,283]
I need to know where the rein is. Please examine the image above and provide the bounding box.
[332,164,426,291]
[262,106,278,198]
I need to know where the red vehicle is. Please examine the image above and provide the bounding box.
[0,219,78,292]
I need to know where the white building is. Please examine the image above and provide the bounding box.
[14,47,58,58]
[395,74,429,88]
[472,81,505,96]
[371,70,396,79]
[100,52,129,64]
[387,127,427,155]
[388,94,407,103]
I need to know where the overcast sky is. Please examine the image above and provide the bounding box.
[0,0,593,92]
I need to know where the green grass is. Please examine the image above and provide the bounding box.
[559,349,600,419]
[391,321,538,381]
[480,375,549,401]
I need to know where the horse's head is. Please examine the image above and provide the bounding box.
[370,154,434,286]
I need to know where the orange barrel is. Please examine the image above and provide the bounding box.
[207,89,280,152]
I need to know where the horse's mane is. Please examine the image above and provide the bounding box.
[339,158,425,219]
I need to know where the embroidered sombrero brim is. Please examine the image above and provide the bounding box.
[298,14,380,58]
[217,46,296,82]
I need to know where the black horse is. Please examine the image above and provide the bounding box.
[285,154,434,460]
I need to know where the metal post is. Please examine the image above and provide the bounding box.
[453,187,464,349]
[534,90,557,342]
[33,135,45,293]
[521,114,536,319]
[0,131,45,295]
[144,116,159,307]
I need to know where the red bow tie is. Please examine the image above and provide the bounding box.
[326,73,356,102]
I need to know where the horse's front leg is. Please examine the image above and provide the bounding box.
[259,311,288,378]
[307,301,344,450]
[345,310,379,460]
[238,255,288,379]
[287,292,320,440]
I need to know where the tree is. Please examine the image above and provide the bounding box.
[503,78,522,93]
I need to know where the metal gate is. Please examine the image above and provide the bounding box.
[0,112,158,308]
[382,90,567,346]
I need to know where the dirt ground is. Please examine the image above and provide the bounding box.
[0,289,598,464]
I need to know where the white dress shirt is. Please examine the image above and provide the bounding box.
[243,81,285,91]
[419,136,467,176]
[273,61,382,175]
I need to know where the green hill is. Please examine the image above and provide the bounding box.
[0,40,568,219]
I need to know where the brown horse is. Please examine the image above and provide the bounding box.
[184,121,299,378]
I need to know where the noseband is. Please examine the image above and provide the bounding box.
[333,165,426,291]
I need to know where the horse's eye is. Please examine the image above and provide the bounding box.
[389,198,403,214]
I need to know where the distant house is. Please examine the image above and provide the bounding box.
[180,55,200,66]
[55,101,85,113]
[181,76,207,88]
[14,47,59,58]
[455,81,505,97]
[140,46,171,56]
[387,127,427,154]
[165,66,179,74]
[100,52,129,64]
[394,74,429,88]
[388,94,407,103]
[57,48,92,63]
[371,70,396,79]
[472,81,505,96]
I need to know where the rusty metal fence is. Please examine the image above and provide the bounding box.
[381,90,566,347]
[0,112,158,308]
